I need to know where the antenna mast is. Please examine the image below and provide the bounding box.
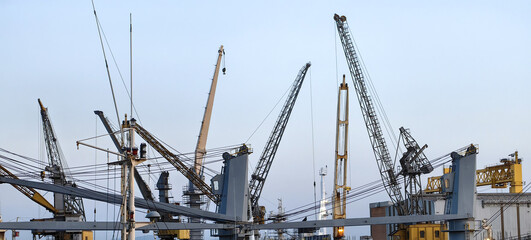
[130,13,133,118]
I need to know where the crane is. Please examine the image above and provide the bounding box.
[38,99,85,220]
[333,75,349,239]
[0,164,57,214]
[188,44,225,240]
[133,123,219,203]
[333,14,407,216]
[249,62,311,222]
[397,127,432,215]
[333,14,433,217]
[194,45,225,175]
[425,150,522,193]
[94,110,155,201]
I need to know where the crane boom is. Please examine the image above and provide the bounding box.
[194,45,225,175]
[0,164,57,213]
[333,14,407,215]
[38,99,85,218]
[333,75,349,239]
[94,110,155,201]
[132,123,218,203]
[249,62,311,213]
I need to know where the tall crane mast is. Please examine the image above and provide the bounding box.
[333,14,433,217]
[38,99,85,220]
[194,45,225,175]
[333,14,407,215]
[249,62,311,221]
[188,44,225,240]
[333,75,349,239]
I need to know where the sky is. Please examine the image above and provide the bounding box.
[1,0,531,239]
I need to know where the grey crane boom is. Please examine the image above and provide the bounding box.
[94,110,155,201]
[333,15,407,215]
[132,123,219,203]
[249,62,311,220]
[38,99,86,219]
[0,177,232,222]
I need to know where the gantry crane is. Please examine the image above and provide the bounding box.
[425,151,523,193]
[333,14,433,218]
[38,99,86,220]
[333,75,349,239]
[0,164,57,214]
[249,62,311,223]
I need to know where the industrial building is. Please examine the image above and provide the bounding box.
[370,193,531,240]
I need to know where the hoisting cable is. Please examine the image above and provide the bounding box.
[309,67,318,220]
[94,115,98,222]
[90,0,122,140]
[244,83,292,144]
[280,146,463,219]
[352,39,399,152]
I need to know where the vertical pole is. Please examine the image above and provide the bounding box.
[516,204,521,240]
[128,161,135,240]
[127,125,136,240]
[121,163,127,240]
[130,13,133,119]
[500,205,504,240]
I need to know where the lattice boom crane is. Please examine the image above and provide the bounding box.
[38,99,85,219]
[333,14,407,215]
[249,62,311,221]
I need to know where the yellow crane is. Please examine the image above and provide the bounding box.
[0,164,57,214]
[333,75,350,239]
[194,44,225,175]
[425,151,523,193]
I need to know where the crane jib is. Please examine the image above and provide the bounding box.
[333,14,407,215]
[249,62,311,214]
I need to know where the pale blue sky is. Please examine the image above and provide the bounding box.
[1,1,530,239]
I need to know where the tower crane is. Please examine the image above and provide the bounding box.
[333,14,433,217]
[249,62,311,222]
[333,75,349,239]
[38,99,86,220]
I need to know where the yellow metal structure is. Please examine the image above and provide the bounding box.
[333,75,349,239]
[0,164,57,213]
[194,45,225,175]
[407,224,447,240]
[425,151,523,193]
[159,230,190,239]
[393,224,447,240]
[81,231,94,240]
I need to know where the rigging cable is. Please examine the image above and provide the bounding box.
[309,67,318,220]
[90,0,122,137]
